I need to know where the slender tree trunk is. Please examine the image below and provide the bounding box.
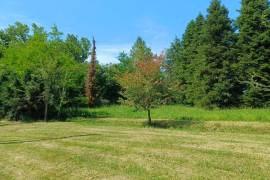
[147,109,152,125]
[44,102,48,122]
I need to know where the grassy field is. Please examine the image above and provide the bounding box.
[1,107,270,179]
[86,105,270,122]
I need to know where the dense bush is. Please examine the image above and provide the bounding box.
[0,34,87,120]
[0,23,123,120]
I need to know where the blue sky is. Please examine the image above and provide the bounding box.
[0,0,241,64]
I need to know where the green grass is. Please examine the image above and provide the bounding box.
[1,106,270,179]
[86,105,270,122]
[0,116,270,179]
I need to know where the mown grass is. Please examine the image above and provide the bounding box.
[85,105,270,122]
[1,105,270,179]
[0,117,270,179]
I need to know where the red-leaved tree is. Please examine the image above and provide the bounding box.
[118,54,165,124]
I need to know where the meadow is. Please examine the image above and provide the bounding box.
[0,105,270,179]
[86,105,270,122]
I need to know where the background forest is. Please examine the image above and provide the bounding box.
[0,0,269,121]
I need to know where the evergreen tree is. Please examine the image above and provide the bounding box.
[166,14,205,104]
[182,14,206,105]
[236,0,270,106]
[165,38,183,102]
[130,37,153,62]
[85,38,97,107]
[193,0,237,108]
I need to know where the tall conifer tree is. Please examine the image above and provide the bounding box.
[166,14,205,104]
[195,0,236,108]
[130,37,153,62]
[236,0,270,106]
[183,14,206,105]
[85,38,97,107]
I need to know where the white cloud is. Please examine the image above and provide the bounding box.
[94,43,132,64]
[137,17,169,42]
[136,17,170,53]
[140,19,168,41]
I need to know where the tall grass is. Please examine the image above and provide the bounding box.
[85,105,270,122]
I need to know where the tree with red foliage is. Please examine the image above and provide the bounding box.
[118,54,164,124]
[85,38,97,107]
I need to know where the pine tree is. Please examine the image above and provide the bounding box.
[166,38,183,101]
[85,38,97,107]
[182,14,206,105]
[236,0,270,106]
[166,14,205,105]
[196,0,237,108]
[130,37,153,62]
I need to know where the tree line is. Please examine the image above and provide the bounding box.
[0,0,269,121]
[166,0,270,108]
[0,23,121,120]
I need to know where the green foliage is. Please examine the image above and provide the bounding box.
[115,52,134,74]
[236,0,270,107]
[94,65,122,105]
[0,23,88,120]
[1,0,270,120]
[118,54,165,123]
[65,34,91,63]
[196,0,237,108]
[2,22,30,45]
[168,14,206,105]
[166,0,251,108]
[130,37,153,62]
[49,24,63,41]
[165,38,183,102]
[112,37,153,75]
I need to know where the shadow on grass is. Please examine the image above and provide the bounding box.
[0,133,99,145]
[58,108,110,120]
[147,117,204,129]
[0,123,21,127]
[0,109,111,123]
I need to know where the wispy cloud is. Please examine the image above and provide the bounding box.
[96,18,170,65]
[0,13,40,29]
[95,43,132,64]
[139,18,168,41]
[136,17,170,53]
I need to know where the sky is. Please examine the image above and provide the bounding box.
[0,0,241,64]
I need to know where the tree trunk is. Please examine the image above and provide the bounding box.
[147,109,152,125]
[44,102,48,122]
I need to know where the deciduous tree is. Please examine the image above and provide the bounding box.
[118,54,164,124]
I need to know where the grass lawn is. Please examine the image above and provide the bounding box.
[86,105,270,122]
[0,114,270,179]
